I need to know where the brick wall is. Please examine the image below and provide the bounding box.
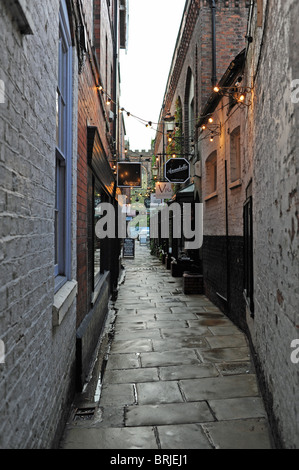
[0,0,78,448]
[155,0,248,167]
[76,0,121,390]
[76,0,115,327]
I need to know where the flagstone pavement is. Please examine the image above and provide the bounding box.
[60,243,274,450]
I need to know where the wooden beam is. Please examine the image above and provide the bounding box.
[257,0,263,27]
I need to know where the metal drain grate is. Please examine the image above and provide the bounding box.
[73,407,96,421]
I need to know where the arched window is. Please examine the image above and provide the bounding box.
[184,68,195,159]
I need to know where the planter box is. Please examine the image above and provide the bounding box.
[183,272,204,295]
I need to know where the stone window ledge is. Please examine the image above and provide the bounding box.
[204,191,218,202]
[91,271,109,306]
[229,178,242,190]
[53,280,77,327]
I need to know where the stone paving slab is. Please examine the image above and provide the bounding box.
[146,320,189,329]
[62,426,159,449]
[103,367,160,384]
[152,337,209,351]
[208,397,267,420]
[198,346,250,363]
[114,329,162,341]
[201,418,272,449]
[159,363,219,380]
[155,312,199,320]
[157,424,213,449]
[180,374,259,401]
[160,326,210,337]
[207,325,243,335]
[125,402,214,427]
[105,353,140,370]
[205,334,248,349]
[110,339,153,354]
[136,381,183,405]
[100,383,136,406]
[140,349,201,368]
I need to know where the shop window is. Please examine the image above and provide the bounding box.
[230,126,241,183]
[205,151,217,198]
[94,182,102,282]
[54,0,73,292]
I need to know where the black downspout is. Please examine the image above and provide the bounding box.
[113,0,118,148]
[111,0,119,299]
[211,0,217,87]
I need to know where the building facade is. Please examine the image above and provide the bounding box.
[154,0,299,448]
[75,0,127,391]
[0,0,127,448]
[242,0,299,448]
[154,0,248,279]
[0,0,78,448]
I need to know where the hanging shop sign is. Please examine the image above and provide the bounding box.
[117,162,142,188]
[155,182,173,199]
[150,194,162,206]
[165,158,190,183]
[123,238,135,258]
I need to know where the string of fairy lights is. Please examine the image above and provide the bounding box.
[97,76,252,151]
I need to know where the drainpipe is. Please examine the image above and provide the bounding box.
[113,0,118,150]
[211,0,217,87]
[225,160,230,313]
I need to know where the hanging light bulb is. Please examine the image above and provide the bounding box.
[238,94,245,102]
[210,132,214,142]
[208,117,213,123]
[202,124,206,130]
[213,86,220,93]
[106,97,112,105]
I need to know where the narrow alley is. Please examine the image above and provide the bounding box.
[1,0,298,450]
[60,243,273,450]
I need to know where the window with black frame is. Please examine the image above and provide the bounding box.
[244,195,254,316]
[230,126,241,183]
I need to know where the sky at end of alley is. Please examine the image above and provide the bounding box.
[119,0,186,153]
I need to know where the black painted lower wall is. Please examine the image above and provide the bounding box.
[203,235,246,331]
[76,272,110,391]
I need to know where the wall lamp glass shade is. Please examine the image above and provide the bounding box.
[164,114,175,133]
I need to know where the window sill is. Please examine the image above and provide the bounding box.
[229,179,242,189]
[53,279,77,327]
[204,191,218,202]
[91,271,109,306]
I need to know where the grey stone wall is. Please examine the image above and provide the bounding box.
[246,0,299,448]
[0,1,77,448]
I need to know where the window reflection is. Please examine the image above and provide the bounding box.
[94,185,101,280]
